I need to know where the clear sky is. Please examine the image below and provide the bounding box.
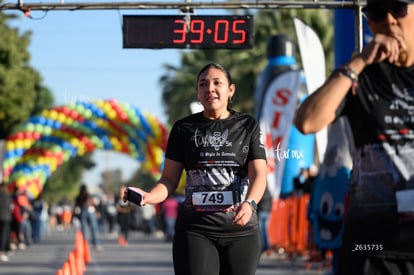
[5,5,185,186]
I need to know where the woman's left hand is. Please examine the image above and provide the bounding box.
[233,202,254,226]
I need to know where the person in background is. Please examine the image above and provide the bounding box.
[141,203,156,236]
[75,184,103,251]
[0,183,11,262]
[10,189,24,251]
[61,201,73,232]
[293,168,309,196]
[116,185,132,247]
[125,63,267,275]
[40,201,50,237]
[257,186,273,256]
[93,195,105,234]
[17,190,33,247]
[104,192,118,239]
[160,195,179,242]
[294,0,414,273]
[31,193,44,243]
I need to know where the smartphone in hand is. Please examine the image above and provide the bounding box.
[126,187,143,206]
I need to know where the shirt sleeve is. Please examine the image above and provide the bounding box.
[165,122,185,163]
[247,118,267,162]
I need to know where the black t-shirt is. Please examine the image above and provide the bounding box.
[166,111,266,237]
[338,62,414,147]
[336,62,414,252]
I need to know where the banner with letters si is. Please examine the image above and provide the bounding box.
[259,70,301,198]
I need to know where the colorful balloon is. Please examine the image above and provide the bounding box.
[2,99,168,198]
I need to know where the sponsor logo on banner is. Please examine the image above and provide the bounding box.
[259,70,301,198]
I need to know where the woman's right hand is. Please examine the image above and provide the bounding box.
[124,186,156,206]
[123,186,144,202]
[360,33,407,65]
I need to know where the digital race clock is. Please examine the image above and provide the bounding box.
[122,15,254,49]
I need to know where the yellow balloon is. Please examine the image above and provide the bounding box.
[23,139,32,149]
[16,177,26,188]
[41,109,49,117]
[49,159,57,171]
[153,146,164,166]
[77,148,86,156]
[64,117,74,125]
[49,110,58,120]
[27,184,40,199]
[16,140,25,150]
[96,100,104,109]
[38,157,46,165]
[108,110,116,120]
[57,113,66,123]
[109,137,121,151]
[103,102,112,113]
[69,138,80,148]
[6,142,15,151]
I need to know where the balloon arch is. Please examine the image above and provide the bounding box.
[2,99,168,198]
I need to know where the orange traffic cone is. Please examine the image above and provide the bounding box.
[62,262,71,275]
[74,233,85,274]
[77,249,85,274]
[83,239,91,264]
[75,231,84,250]
[68,251,78,275]
[56,269,63,275]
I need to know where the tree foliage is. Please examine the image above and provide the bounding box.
[1,9,94,202]
[0,11,54,139]
[160,9,333,125]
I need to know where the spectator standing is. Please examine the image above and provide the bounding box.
[293,167,309,195]
[31,193,44,243]
[141,204,156,236]
[257,186,273,256]
[161,195,179,242]
[17,191,33,247]
[104,192,118,239]
[0,183,11,262]
[10,190,24,250]
[116,185,132,247]
[75,184,103,251]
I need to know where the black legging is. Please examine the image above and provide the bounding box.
[117,212,130,240]
[173,230,261,275]
[0,221,10,252]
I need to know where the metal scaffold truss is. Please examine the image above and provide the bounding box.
[0,0,366,52]
[0,0,365,11]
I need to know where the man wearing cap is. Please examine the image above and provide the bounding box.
[294,0,414,274]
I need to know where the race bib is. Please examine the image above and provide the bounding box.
[192,191,234,206]
[396,189,414,213]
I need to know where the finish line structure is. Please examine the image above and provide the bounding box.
[0,0,366,52]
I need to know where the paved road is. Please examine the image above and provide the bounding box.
[0,229,330,275]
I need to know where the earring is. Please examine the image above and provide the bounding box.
[227,97,233,109]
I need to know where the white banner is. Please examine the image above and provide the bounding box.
[259,70,301,198]
[294,17,328,163]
